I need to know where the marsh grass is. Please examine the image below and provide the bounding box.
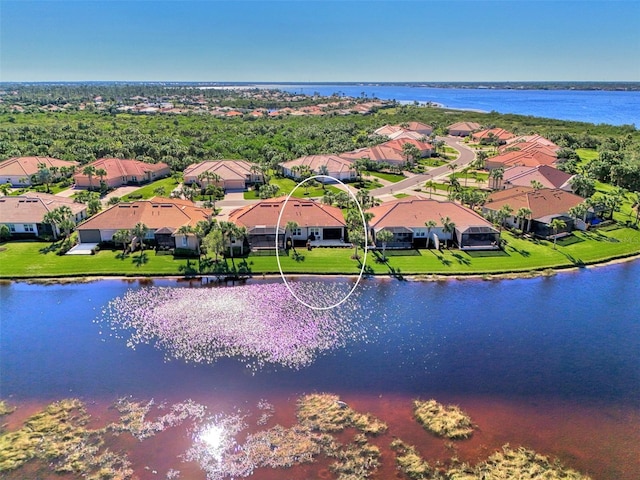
[390,438,435,479]
[413,399,475,439]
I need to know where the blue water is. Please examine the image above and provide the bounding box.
[1,263,639,404]
[267,84,640,126]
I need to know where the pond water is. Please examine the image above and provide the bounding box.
[1,262,639,479]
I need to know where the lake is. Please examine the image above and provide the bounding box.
[267,84,640,126]
[1,262,639,479]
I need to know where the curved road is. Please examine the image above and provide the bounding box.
[369,136,476,197]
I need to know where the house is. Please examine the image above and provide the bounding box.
[485,146,558,172]
[73,158,171,189]
[342,138,433,167]
[482,187,588,237]
[76,197,212,251]
[447,122,481,137]
[501,165,574,191]
[367,196,500,250]
[471,128,515,145]
[228,197,347,249]
[0,157,79,186]
[0,193,87,238]
[183,160,262,191]
[280,155,357,183]
[503,134,560,152]
[374,122,433,138]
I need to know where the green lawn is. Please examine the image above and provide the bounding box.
[367,171,406,183]
[2,225,639,279]
[121,177,181,201]
[244,179,343,199]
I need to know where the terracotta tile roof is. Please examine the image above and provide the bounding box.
[74,158,170,183]
[367,196,495,231]
[374,125,406,136]
[472,128,515,142]
[342,145,406,163]
[0,156,78,177]
[0,193,86,224]
[487,148,557,168]
[184,160,255,182]
[281,155,355,176]
[228,197,346,229]
[381,138,433,154]
[404,121,433,133]
[448,121,481,132]
[77,198,211,231]
[505,134,560,151]
[484,188,584,220]
[502,165,574,190]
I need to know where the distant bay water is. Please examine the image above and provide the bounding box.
[266,84,639,126]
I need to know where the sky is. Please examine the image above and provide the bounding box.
[1,0,638,82]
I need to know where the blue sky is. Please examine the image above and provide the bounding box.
[1,0,638,82]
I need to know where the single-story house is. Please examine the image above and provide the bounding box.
[375,122,433,138]
[183,160,262,191]
[76,197,212,251]
[503,134,560,153]
[501,165,574,191]
[342,138,433,167]
[482,187,588,237]
[367,196,500,250]
[471,128,515,145]
[485,146,558,174]
[0,157,79,186]
[0,193,87,238]
[228,197,347,249]
[280,155,357,182]
[73,158,171,189]
[447,122,481,137]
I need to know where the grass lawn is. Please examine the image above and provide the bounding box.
[2,225,639,279]
[419,158,447,167]
[244,179,342,199]
[393,193,411,199]
[121,177,181,201]
[367,171,406,183]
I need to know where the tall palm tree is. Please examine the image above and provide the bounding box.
[489,167,504,190]
[516,207,532,232]
[376,229,394,260]
[95,168,107,190]
[548,218,567,249]
[82,165,97,191]
[132,222,149,254]
[424,180,436,199]
[425,220,437,248]
[285,221,299,250]
[112,229,132,253]
[498,205,514,230]
[440,216,456,249]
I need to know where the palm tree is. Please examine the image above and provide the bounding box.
[424,220,437,248]
[440,216,456,249]
[447,177,461,194]
[498,205,514,230]
[375,229,394,260]
[0,183,12,196]
[95,168,107,191]
[82,165,97,191]
[176,224,196,252]
[43,210,61,241]
[530,180,544,191]
[318,164,329,189]
[285,221,299,250]
[37,164,52,193]
[424,180,436,199]
[489,167,504,190]
[198,171,221,190]
[548,218,567,249]
[112,229,132,253]
[516,207,532,232]
[132,222,149,254]
[203,228,225,262]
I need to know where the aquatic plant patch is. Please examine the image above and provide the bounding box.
[413,399,475,439]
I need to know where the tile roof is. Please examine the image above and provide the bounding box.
[0,157,78,177]
[448,121,481,132]
[281,155,355,176]
[184,160,255,182]
[77,198,211,231]
[502,165,574,190]
[73,158,170,182]
[0,193,86,224]
[228,197,346,229]
[471,128,516,142]
[505,134,560,151]
[487,147,557,168]
[484,188,585,220]
[367,196,495,231]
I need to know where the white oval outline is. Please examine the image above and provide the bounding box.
[275,174,368,310]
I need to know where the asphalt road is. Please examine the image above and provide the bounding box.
[369,136,477,196]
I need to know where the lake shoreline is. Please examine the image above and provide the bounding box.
[7,250,639,286]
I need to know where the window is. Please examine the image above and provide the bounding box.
[23,224,34,232]
[181,236,188,247]
[293,228,302,236]
[8,224,15,232]
[309,227,321,239]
